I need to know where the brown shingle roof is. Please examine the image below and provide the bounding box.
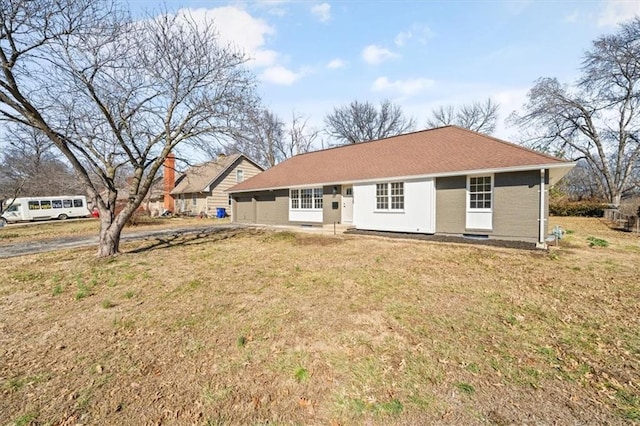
[170,154,242,195]
[228,126,572,192]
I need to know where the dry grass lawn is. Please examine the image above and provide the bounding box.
[0,217,638,425]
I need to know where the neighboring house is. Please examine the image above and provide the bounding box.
[170,153,263,217]
[227,126,576,246]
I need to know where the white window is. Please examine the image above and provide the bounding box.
[468,176,492,210]
[376,182,404,210]
[314,188,323,209]
[236,169,244,183]
[391,182,404,210]
[301,189,313,209]
[290,187,323,210]
[376,184,388,210]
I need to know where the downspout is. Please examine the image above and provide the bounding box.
[537,168,546,249]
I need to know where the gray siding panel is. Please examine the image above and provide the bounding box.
[435,176,466,234]
[436,172,545,242]
[322,185,341,224]
[493,170,543,242]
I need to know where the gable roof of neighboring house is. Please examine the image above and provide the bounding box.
[228,126,575,193]
[170,153,263,195]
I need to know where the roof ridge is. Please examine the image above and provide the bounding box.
[445,125,566,162]
[293,125,457,159]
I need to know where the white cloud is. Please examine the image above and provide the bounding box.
[598,0,640,27]
[361,45,398,65]
[176,7,277,67]
[394,24,433,47]
[372,76,435,97]
[395,31,412,47]
[565,10,580,23]
[326,58,347,69]
[260,66,305,85]
[311,3,331,23]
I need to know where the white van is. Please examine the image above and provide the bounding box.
[0,196,90,224]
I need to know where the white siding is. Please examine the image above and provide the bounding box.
[289,209,323,223]
[353,178,435,233]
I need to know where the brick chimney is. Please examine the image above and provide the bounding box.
[163,154,175,212]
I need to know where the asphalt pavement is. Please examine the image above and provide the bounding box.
[0,223,243,258]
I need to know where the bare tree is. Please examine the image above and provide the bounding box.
[426,98,500,134]
[0,1,257,256]
[229,109,319,168]
[283,111,320,159]
[230,108,285,168]
[324,99,415,145]
[0,125,84,198]
[510,19,640,206]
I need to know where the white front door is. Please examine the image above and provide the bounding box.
[341,185,353,224]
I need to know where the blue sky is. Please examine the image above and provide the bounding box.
[130,0,640,142]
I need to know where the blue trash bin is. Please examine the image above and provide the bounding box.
[216,207,226,218]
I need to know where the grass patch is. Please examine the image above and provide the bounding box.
[294,367,309,383]
[455,382,476,394]
[101,299,114,309]
[236,335,247,348]
[75,283,92,300]
[12,412,38,426]
[0,217,638,424]
[587,236,609,247]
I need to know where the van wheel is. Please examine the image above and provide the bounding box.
[58,214,68,220]
[0,217,6,226]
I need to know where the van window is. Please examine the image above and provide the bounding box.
[41,200,52,209]
[7,204,19,212]
[28,201,40,210]
[63,200,72,208]
[73,199,84,207]
[52,200,62,208]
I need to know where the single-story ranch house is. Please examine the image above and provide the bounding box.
[227,126,575,246]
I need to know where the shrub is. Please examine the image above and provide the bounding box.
[549,200,606,217]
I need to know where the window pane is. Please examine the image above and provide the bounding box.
[63,200,72,208]
[28,201,40,210]
[301,189,312,208]
[314,188,323,209]
[376,183,388,209]
[391,182,404,209]
[469,176,492,209]
[41,200,52,209]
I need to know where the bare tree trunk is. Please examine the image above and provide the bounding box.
[98,217,121,256]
